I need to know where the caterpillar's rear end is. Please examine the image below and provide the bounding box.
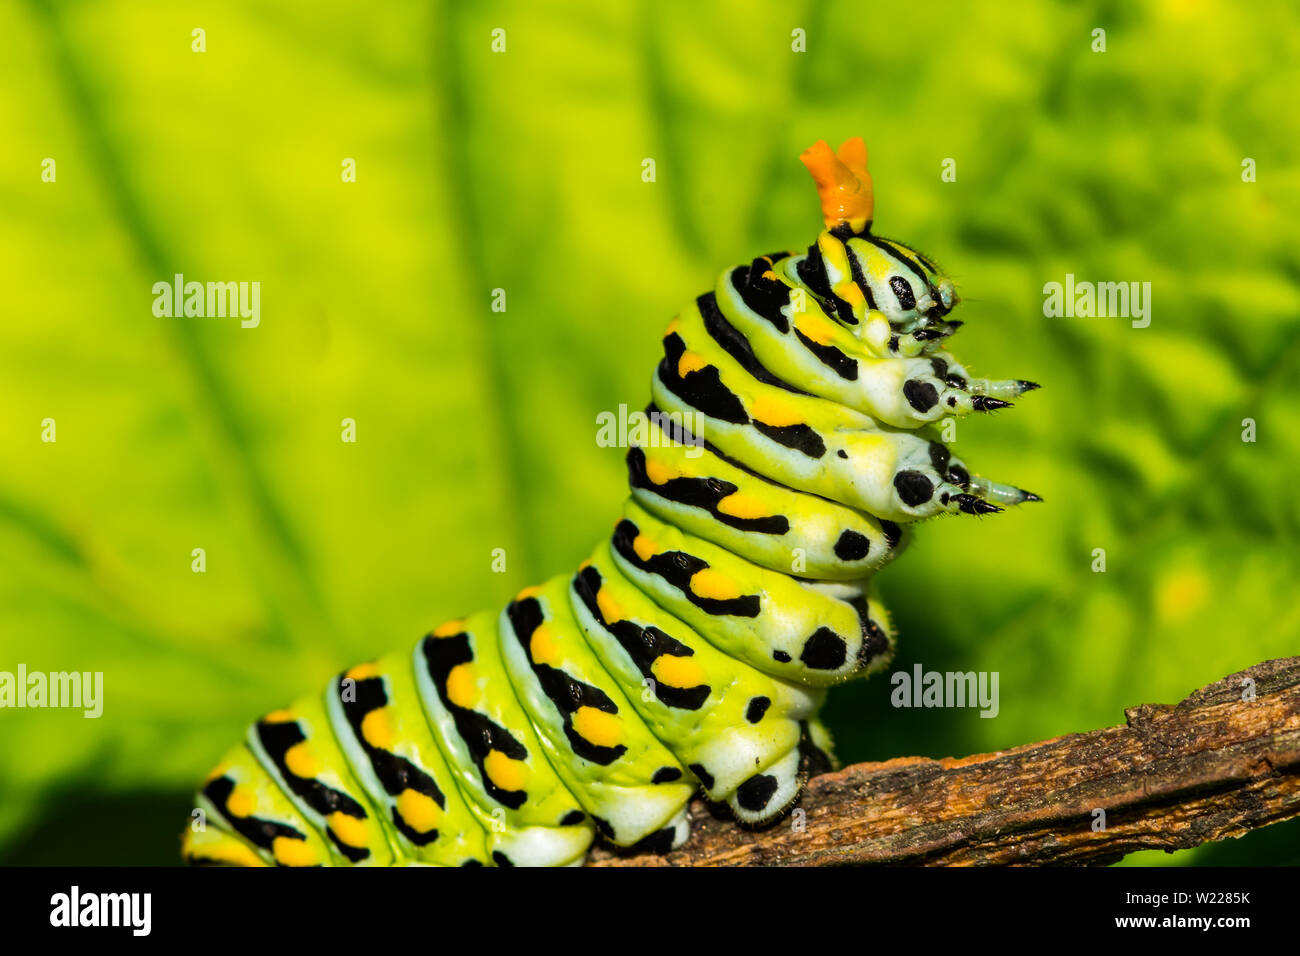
[182,138,1039,867]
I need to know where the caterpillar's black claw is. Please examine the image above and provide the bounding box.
[1020,490,1044,503]
[1017,380,1041,393]
[955,493,1003,515]
[971,396,1014,412]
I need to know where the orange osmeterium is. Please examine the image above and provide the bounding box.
[799,137,874,233]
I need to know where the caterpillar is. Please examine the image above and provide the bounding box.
[181,137,1039,867]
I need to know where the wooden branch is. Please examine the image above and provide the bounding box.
[588,657,1300,866]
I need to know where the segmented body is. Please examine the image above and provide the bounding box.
[182,139,1037,867]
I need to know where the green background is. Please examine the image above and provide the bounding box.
[1,0,1297,865]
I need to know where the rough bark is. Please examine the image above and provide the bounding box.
[587,657,1300,866]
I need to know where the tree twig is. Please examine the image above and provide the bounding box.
[587,657,1300,866]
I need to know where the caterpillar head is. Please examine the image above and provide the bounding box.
[850,233,958,332]
[800,138,959,338]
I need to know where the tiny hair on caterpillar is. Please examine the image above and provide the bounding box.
[182,137,1040,867]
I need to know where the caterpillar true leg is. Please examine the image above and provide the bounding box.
[183,136,1038,866]
[968,475,1044,507]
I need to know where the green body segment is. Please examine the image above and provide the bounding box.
[325,652,490,865]
[713,261,964,426]
[191,744,332,867]
[652,293,969,523]
[569,545,824,817]
[497,575,696,848]
[610,500,883,686]
[245,694,397,866]
[627,425,909,582]
[183,194,1037,864]
[412,610,595,866]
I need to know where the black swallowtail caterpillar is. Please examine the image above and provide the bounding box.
[182,138,1039,867]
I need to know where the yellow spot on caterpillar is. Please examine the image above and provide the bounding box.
[218,842,265,867]
[835,281,865,312]
[852,238,893,282]
[262,708,295,724]
[578,559,592,571]
[272,836,319,867]
[183,831,265,867]
[573,706,623,748]
[432,619,465,637]
[690,567,743,601]
[644,456,682,486]
[716,493,769,520]
[515,585,543,602]
[361,708,395,750]
[225,784,256,818]
[652,654,706,689]
[529,623,562,666]
[484,748,529,792]
[750,394,804,427]
[596,588,624,624]
[819,235,867,313]
[848,432,892,460]
[794,312,837,345]
[664,317,680,336]
[762,269,779,281]
[445,663,478,708]
[285,741,322,779]
[345,662,379,680]
[396,789,442,833]
[328,812,370,848]
[677,350,708,376]
[632,534,658,562]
